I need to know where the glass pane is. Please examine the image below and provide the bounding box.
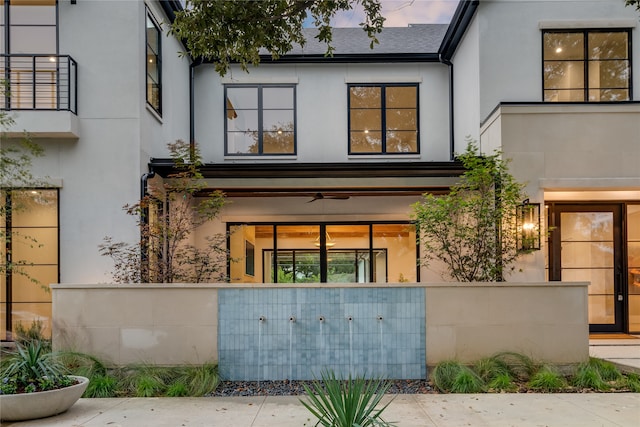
[544,32,584,60]
[373,224,415,283]
[627,205,640,240]
[11,302,52,339]
[263,132,294,154]
[350,131,382,153]
[263,87,293,109]
[544,61,584,89]
[350,110,381,132]
[226,88,257,109]
[350,86,380,108]
[386,86,416,108]
[327,251,356,283]
[293,252,320,283]
[588,32,628,60]
[386,109,416,130]
[588,60,630,89]
[561,242,613,268]
[544,89,585,102]
[588,295,615,324]
[263,110,293,132]
[227,131,258,154]
[227,109,258,132]
[10,26,56,53]
[11,227,58,264]
[10,2,56,25]
[562,268,613,295]
[589,89,629,102]
[560,212,612,241]
[629,295,640,332]
[12,266,56,302]
[385,131,417,153]
[10,190,57,227]
[256,225,275,283]
[146,17,160,53]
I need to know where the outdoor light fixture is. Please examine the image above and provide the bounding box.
[516,199,541,251]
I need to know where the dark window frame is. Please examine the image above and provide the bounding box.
[542,28,633,102]
[145,10,162,115]
[224,84,297,156]
[347,83,420,155]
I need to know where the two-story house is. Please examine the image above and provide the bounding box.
[1,0,639,342]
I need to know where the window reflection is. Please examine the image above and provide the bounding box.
[228,223,415,283]
[543,30,630,102]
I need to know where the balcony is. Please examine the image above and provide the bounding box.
[1,54,78,138]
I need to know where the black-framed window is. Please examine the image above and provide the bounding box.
[225,85,296,155]
[348,84,419,154]
[146,12,161,114]
[543,29,631,102]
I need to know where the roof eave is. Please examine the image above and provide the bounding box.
[438,0,479,61]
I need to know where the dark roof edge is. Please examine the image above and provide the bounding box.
[256,53,440,64]
[148,160,465,179]
[159,0,182,23]
[438,0,479,60]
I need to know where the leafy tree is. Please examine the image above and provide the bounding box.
[412,140,531,282]
[100,140,228,283]
[170,0,385,76]
[0,111,46,285]
[625,0,640,11]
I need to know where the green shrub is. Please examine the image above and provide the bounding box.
[85,374,118,398]
[300,369,395,427]
[528,366,567,392]
[621,373,640,392]
[487,373,517,392]
[491,352,538,382]
[474,356,511,383]
[451,367,485,393]
[166,381,189,397]
[175,363,219,396]
[431,360,463,393]
[587,358,622,382]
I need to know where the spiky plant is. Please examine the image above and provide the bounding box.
[300,369,396,427]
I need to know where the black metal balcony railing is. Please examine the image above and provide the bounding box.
[1,54,77,114]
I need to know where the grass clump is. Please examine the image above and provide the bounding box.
[174,363,219,396]
[85,374,119,398]
[300,369,395,427]
[528,366,567,392]
[431,360,484,393]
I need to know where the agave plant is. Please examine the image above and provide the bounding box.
[0,340,72,394]
[300,369,396,427]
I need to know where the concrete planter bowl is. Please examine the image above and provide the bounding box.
[0,375,89,422]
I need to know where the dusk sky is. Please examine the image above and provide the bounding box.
[325,0,460,27]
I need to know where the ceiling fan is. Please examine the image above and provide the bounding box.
[307,192,351,203]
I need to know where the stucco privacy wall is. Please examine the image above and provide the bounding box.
[52,283,589,375]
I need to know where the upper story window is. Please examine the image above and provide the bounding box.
[146,12,162,114]
[225,85,296,155]
[1,0,57,55]
[543,29,631,102]
[348,84,419,154]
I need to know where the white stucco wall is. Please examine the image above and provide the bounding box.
[193,62,452,163]
[20,1,191,283]
[476,0,639,121]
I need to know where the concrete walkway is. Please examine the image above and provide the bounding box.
[590,336,640,374]
[2,393,639,427]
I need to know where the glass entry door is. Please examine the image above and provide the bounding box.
[549,204,624,332]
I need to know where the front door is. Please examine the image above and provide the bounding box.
[549,204,624,332]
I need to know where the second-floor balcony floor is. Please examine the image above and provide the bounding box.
[1,54,79,139]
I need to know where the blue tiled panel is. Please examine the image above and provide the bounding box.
[218,288,426,381]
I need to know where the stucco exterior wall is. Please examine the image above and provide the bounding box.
[193,62,452,164]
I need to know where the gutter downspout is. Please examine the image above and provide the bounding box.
[439,55,455,160]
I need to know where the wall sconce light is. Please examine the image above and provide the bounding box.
[516,199,541,251]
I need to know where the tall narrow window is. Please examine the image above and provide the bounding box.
[146,13,161,114]
[349,84,419,154]
[225,85,296,155]
[543,29,631,102]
